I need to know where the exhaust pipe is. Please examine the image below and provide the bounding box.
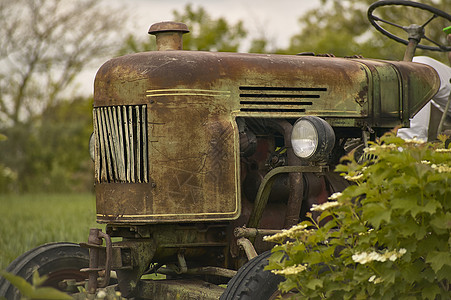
[148,21,189,51]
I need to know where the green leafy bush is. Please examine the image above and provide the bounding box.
[266,131,451,299]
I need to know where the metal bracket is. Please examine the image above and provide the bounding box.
[236,238,258,260]
[80,228,112,294]
[176,251,188,274]
[234,226,282,239]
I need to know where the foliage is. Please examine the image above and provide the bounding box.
[0,0,127,193]
[287,0,451,63]
[0,97,94,193]
[266,131,451,299]
[0,0,126,126]
[172,4,247,52]
[0,270,72,299]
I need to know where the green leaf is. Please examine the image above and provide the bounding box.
[304,251,324,265]
[381,269,396,285]
[430,212,451,231]
[391,217,419,238]
[391,195,441,218]
[366,282,376,296]
[362,202,391,228]
[426,251,451,273]
[421,199,442,216]
[421,283,441,300]
[27,287,73,300]
[306,278,323,290]
[32,270,48,287]
[436,264,451,281]
[0,271,34,297]
[0,271,72,300]
[341,184,367,199]
[279,278,299,293]
[266,249,286,270]
[318,210,334,224]
[414,225,428,240]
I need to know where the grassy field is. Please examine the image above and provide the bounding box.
[0,193,100,270]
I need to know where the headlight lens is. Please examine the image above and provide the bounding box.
[89,133,95,162]
[291,119,318,158]
[291,116,335,161]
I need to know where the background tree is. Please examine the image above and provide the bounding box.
[0,0,127,193]
[287,0,451,63]
[173,4,247,52]
[0,0,125,126]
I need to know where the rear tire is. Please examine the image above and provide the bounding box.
[0,242,89,299]
[220,251,284,300]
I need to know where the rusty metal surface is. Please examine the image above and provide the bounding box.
[236,238,258,260]
[93,50,439,223]
[148,21,189,51]
[148,21,189,34]
[106,224,228,266]
[137,278,225,300]
[355,58,439,128]
[94,51,370,117]
[184,266,237,278]
[385,60,440,122]
[234,227,282,239]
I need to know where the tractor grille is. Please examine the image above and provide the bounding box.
[239,86,326,113]
[93,105,148,183]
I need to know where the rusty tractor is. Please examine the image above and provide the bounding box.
[1,1,450,299]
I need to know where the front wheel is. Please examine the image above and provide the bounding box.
[0,242,89,299]
[220,251,284,300]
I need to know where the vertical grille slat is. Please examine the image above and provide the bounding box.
[136,106,142,183]
[98,109,108,182]
[106,107,119,178]
[142,105,148,183]
[101,107,114,181]
[115,107,126,181]
[94,105,148,183]
[128,106,136,183]
[123,107,131,182]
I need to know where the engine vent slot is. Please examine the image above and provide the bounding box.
[93,105,148,183]
[239,86,326,113]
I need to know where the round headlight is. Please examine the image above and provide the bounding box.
[291,116,335,161]
[89,133,95,162]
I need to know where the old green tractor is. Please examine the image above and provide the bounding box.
[1,0,449,299]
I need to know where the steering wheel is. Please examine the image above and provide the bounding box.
[368,0,451,52]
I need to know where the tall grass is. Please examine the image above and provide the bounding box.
[0,193,100,270]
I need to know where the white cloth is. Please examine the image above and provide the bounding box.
[397,56,451,141]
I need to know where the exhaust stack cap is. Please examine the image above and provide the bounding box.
[148,21,189,51]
